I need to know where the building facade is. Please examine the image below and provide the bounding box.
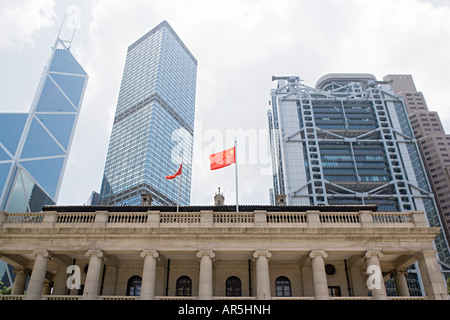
[99,20,197,206]
[383,74,450,242]
[0,37,88,213]
[0,203,448,300]
[268,73,450,276]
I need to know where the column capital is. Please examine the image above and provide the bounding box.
[85,249,106,260]
[140,249,160,260]
[364,249,383,260]
[309,249,328,260]
[253,249,272,260]
[197,249,215,260]
[32,249,53,260]
[415,249,436,259]
[13,266,29,276]
[391,268,408,277]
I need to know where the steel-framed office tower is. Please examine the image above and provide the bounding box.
[99,21,197,206]
[0,37,88,212]
[268,74,450,291]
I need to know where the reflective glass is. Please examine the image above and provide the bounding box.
[50,73,86,107]
[20,119,65,159]
[37,114,75,149]
[0,113,28,155]
[100,22,196,206]
[36,77,77,113]
[0,146,11,161]
[6,168,54,212]
[49,49,87,76]
[6,169,28,212]
[21,157,64,198]
[0,162,12,198]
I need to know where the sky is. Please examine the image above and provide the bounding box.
[1,0,450,207]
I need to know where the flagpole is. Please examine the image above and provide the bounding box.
[235,139,239,212]
[177,163,182,212]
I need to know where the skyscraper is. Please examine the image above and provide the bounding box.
[383,74,450,246]
[0,37,88,212]
[99,21,197,206]
[268,74,450,278]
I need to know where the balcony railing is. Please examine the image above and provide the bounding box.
[0,210,428,229]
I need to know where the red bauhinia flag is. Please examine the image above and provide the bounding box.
[209,147,236,170]
[165,164,182,179]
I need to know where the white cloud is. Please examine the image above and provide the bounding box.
[0,0,56,52]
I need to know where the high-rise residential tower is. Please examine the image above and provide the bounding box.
[0,37,88,212]
[99,21,197,206]
[268,74,450,283]
[383,74,450,245]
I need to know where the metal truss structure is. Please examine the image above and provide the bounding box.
[269,74,450,269]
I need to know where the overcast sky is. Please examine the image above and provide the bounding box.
[1,0,450,206]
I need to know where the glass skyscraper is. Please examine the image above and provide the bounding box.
[268,74,450,277]
[0,37,88,212]
[99,21,197,206]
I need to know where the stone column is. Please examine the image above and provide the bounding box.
[140,249,159,300]
[197,249,215,300]
[42,280,52,295]
[11,267,28,295]
[253,250,272,300]
[364,249,387,300]
[83,249,105,300]
[416,250,449,300]
[52,265,70,295]
[24,250,53,300]
[392,269,410,297]
[309,250,329,300]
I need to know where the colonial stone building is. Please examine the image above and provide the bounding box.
[0,195,448,300]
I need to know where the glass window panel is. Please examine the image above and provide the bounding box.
[36,77,77,113]
[0,113,28,155]
[0,145,12,161]
[176,276,192,296]
[37,114,75,149]
[49,49,87,76]
[5,167,54,213]
[226,276,242,297]
[275,276,292,297]
[6,169,30,212]
[20,119,65,159]
[0,162,12,199]
[126,276,142,296]
[20,157,64,199]
[50,73,86,107]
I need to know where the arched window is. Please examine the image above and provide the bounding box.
[275,276,292,297]
[226,276,242,297]
[176,276,192,296]
[126,275,142,296]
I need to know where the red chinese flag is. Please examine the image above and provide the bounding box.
[165,164,182,180]
[209,147,236,170]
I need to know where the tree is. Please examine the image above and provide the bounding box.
[0,280,11,295]
[447,277,450,295]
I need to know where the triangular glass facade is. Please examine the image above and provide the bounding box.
[0,39,88,212]
[0,113,28,155]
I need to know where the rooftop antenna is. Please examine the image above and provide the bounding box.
[68,13,81,50]
[56,12,67,40]
[55,10,81,51]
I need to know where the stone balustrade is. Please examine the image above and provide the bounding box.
[0,209,426,229]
